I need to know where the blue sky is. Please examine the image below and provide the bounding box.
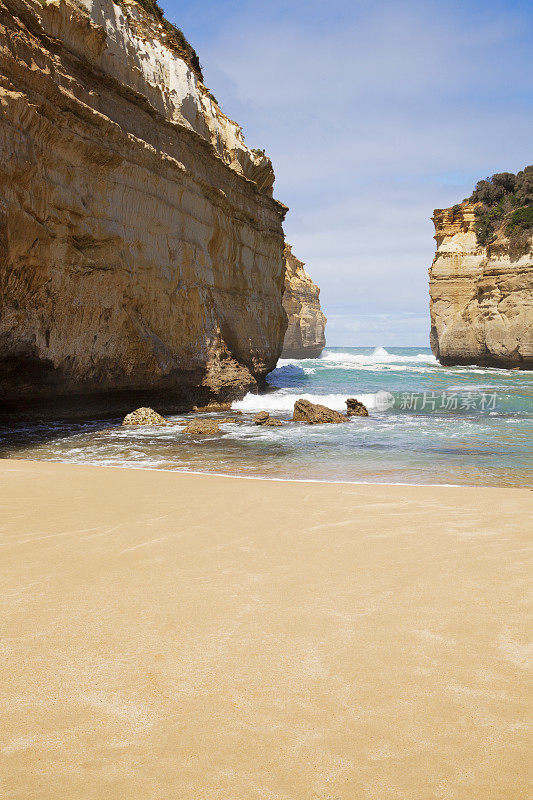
[164,0,532,346]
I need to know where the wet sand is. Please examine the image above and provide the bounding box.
[0,459,531,799]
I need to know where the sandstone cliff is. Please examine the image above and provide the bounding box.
[429,195,533,369]
[0,0,288,413]
[281,245,326,358]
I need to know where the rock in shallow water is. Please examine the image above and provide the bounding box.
[182,419,221,435]
[122,408,167,426]
[193,403,233,413]
[346,398,369,417]
[253,411,283,427]
[292,399,346,424]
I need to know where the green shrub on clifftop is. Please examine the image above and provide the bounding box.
[468,166,533,248]
[507,205,533,232]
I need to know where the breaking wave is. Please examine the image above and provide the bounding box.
[275,346,438,374]
[233,390,394,413]
[326,346,437,363]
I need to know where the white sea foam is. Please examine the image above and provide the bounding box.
[233,390,394,413]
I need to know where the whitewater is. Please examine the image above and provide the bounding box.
[1,347,531,487]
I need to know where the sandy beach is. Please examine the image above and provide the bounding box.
[0,459,531,799]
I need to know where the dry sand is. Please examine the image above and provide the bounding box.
[0,459,531,799]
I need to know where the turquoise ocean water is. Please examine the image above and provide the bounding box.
[1,347,532,486]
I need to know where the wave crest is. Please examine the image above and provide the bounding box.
[277,347,437,370]
[234,391,394,413]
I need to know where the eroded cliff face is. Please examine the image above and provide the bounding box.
[429,204,533,368]
[281,245,326,359]
[0,0,288,413]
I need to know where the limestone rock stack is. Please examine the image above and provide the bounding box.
[429,200,533,369]
[0,0,288,412]
[281,245,326,359]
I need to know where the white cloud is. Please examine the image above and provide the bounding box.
[326,311,430,347]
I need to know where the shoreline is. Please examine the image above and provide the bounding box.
[2,345,531,491]
[1,458,531,799]
[2,455,529,490]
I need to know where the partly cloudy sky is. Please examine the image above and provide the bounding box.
[167,0,532,346]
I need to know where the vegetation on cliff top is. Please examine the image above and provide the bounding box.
[467,166,533,250]
[124,0,203,80]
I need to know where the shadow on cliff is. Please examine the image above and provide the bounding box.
[0,417,118,458]
[0,365,202,456]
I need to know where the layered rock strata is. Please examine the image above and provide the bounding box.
[281,244,326,358]
[0,0,288,414]
[429,204,533,368]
